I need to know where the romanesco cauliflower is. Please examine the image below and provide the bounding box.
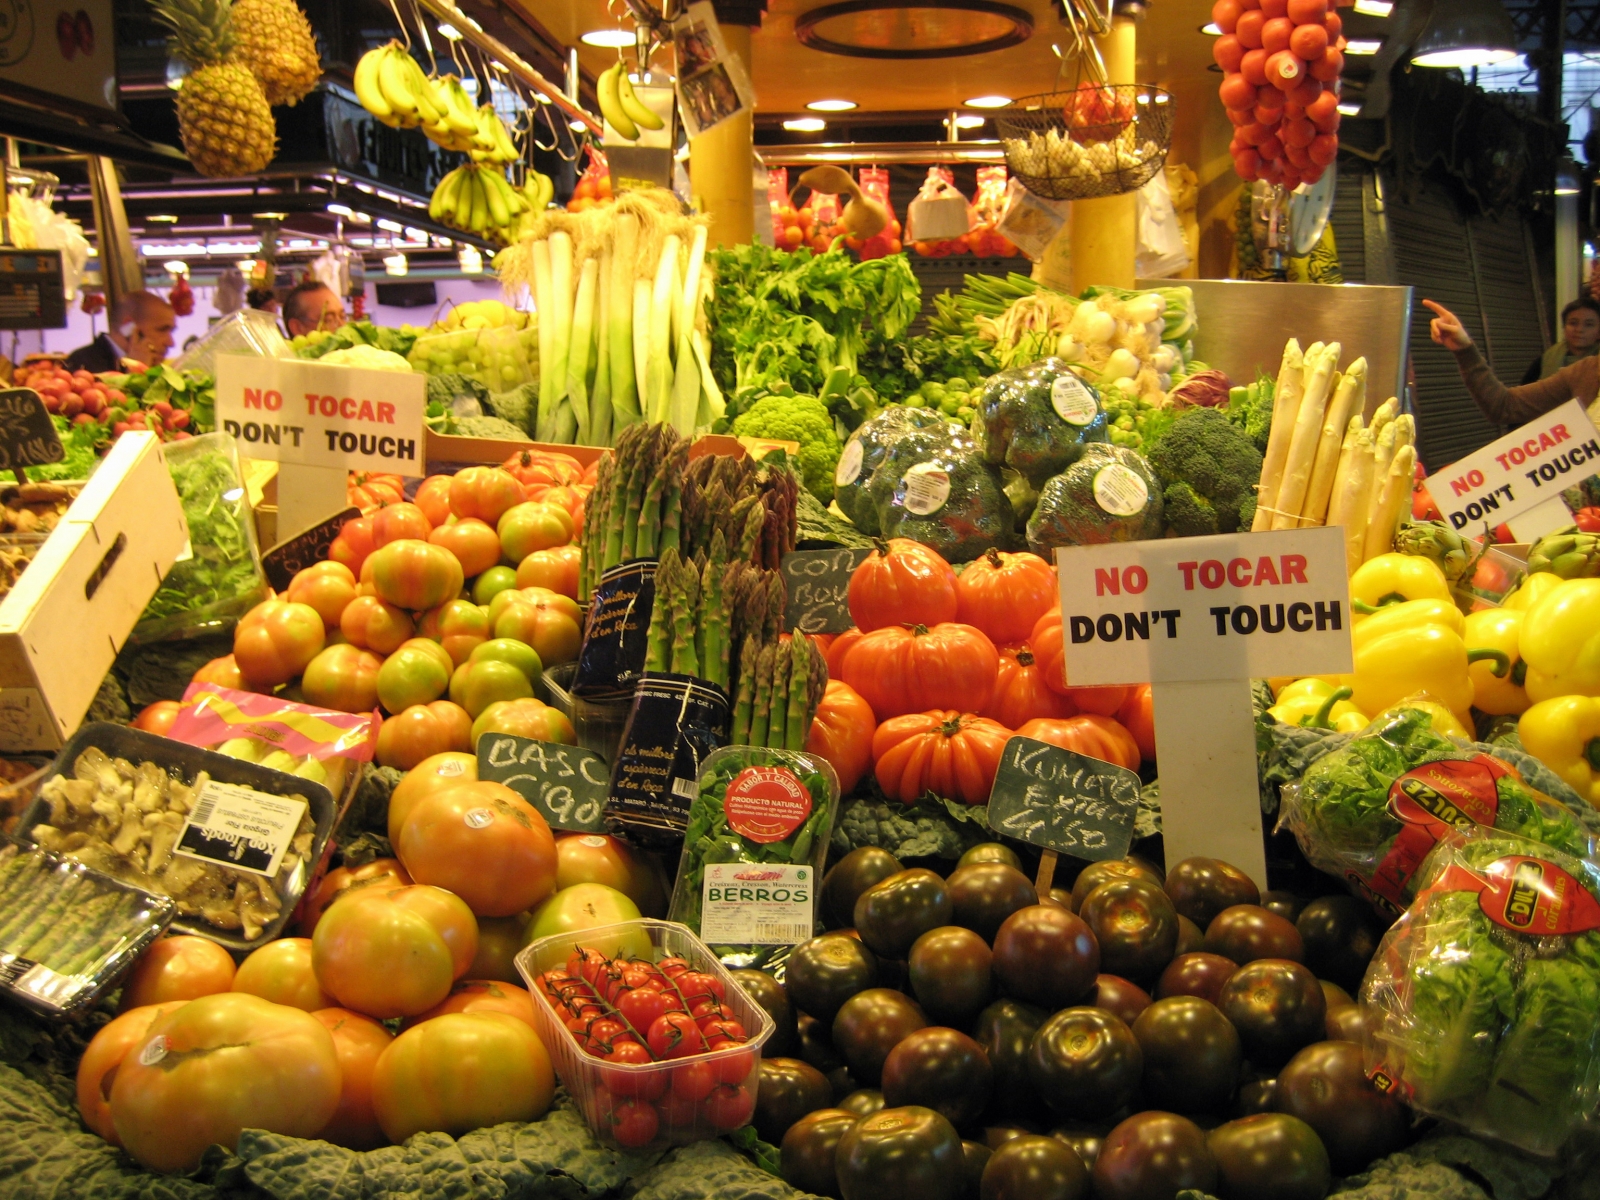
[731,391,842,502]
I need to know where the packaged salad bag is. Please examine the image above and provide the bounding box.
[1279,706,1593,914]
[1363,825,1600,1156]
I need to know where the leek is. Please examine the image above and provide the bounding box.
[669,226,708,434]
[632,278,651,408]
[647,234,680,423]
[547,231,574,442]
[591,246,613,447]
[609,214,641,428]
[567,256,598,446]
[531,239,557,440]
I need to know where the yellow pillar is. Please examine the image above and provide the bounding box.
[688,24,755,248]
[1069,16,1138,292]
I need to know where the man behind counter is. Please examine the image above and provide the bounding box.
[63,291,177,373]
[281,280,345,339]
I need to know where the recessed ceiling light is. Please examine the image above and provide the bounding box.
[1200,21,1222,34]
[581,29,636,47]
[954,114,985,129]
[163,260,188,275]
[1353,0,1393,14]
[1413,46,1518,66]
[326,203,353,216]
[1336,101,1362,115]
[569,119,587,131]
[458,246,484,273]
[257,211,287,219]
[806,99,857,111]
[1344,39,1383,54]
[964,95,1011,108]
[783,117,826,132]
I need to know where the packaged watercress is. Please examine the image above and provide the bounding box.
[667,745,839,969]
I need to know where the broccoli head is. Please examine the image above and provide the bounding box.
[1026,443,1164,552]
[731,391,842,502]
[1146,406,1264,537]
[973,357,1109,486]
[835,405,951,534]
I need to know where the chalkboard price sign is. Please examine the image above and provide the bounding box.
[262,506,360,591]
[986,736,1140,861]
[477,733,609,833]
[780,547,872,635]
[0,389,62,473]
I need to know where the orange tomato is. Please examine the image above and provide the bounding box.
[339,594,414,654]
[872,711,1012,805]
[131,699,181,735]
[515,545,581,599]
[429,517,501,577]
[193,654,250,691]
[414,474,454,526]
[468,915,528,983]
[1030,608,1131,715]
[234,599,326,688]
[368,539,466,612]
[396,781,558,917]
[348,471,405,511]
[492,588,581,666]
[471,697,575,750]
[120,936,236,1011]
[1015,714,1141,772]
[955,550,1058,646]
[286,563,358,630]
[983,644,1077,730]
[370,1012,554,1142]
[232,937,333,1011]
[311,884,478,1018]
[417,597,490,665]
[404,978,538,1031]
[77,1003,185,1143]
[450,466,525,525]
[1116,685,1157,763]
[301,643,383,713]
[329,516,378,577]
[376,700,473,768]
[295,857,413,937]
[312,1007,394,1150]
[371,502,433,548]
[497,502,574,561]
[109,993,341,1173]
[387,750,478,843]
[806,679,876,796]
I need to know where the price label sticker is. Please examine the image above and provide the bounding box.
[175,781,308,878]
[899,463,951,515]
[476,733,609,833]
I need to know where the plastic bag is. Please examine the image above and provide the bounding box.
[1363,824,1600,1156]
[1025,442,1163,552]
[974,357,1110,486]
[998,179,1071,263]
[833,406,951,534]
[1280,705,1595,916]
[873,432,1014,564]
[1136,167,1191,279]
[907,167,970,243]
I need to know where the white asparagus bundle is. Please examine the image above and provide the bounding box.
[1302,356,1367,526]
[1271,342,1342,530]
[1364,443,1417,561]
[1368,396,1399,438]
[1325,414,1364,527]
[1391,412,1415,453]
[1336,429,1375,574]
[1253,338,1306,531]
[1366,419,1399,524]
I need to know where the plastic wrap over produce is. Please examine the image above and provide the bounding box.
[1279,706,1594,915]
[1363,825,1600,1156]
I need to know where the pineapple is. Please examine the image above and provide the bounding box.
[150,0,276,178]
[230,0,321,107]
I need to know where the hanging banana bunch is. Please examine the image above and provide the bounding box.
[469,104,519,165]
[419,75,480,152]
[353,42,446,130]
[430,164,533,243]
[513,171,555,239]
[596,60,665,141]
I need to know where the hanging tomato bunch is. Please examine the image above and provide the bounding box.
[1215,0,1345,187]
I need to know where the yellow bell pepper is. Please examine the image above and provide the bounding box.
[1521,579,1600,701]
[1349,553,1453,610]
[1502,570,1565,612]
[1462,608,1529,715]
[1268,683,1368,732]
[1519,695,1600,804]
[1350,624,1507,727]
[1351,598,1464,649]
[1380,700,1472,741]
[1274,677,1340,705]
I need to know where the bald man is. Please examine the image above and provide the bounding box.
[282,280,345,339]
[65,291,177,372]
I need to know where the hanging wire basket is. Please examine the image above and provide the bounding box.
[996,85,1174,201]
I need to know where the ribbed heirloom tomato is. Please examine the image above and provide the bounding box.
[312,1008,393,1149]
[193,653,249,690]
[498,502,575,561]
[296,857,413,937]
[472,697,575,749]
[955,549,1058,645]
[874,711,1012,804]
[1118,685,1157,763]
[848,537,959,631]
[387,750,478,843]
[984,645,1077,728]
[368,539,465,611]
[1031,608,1132,715]
[396,781,559,916]
[301,643,383,713]
[414,474,454,525]
[375,640,452,713]
[841,622,1000,719]
[806,679,876,795]
[329,515,379,576]
[1016,715,1142,771]
[493,588,581,665]
[417,597,490,665]
[109,993,342,1173]
[311,884,478,1018]
[516,545,582,598]
[376,700,473,769]
[234,599,326,688]
[449,466,525,524]
[428,517,501,576]
[340,594,414,654]
[407,978,538,1030]
[371,502,433,548]
[76,1003,185,1143]
[286,561,357,629]
[232,937,332,1010]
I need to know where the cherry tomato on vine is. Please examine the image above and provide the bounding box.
[606,1097,660,1147]
[648,1011,709,1059]
[712,1046,758,1084]
[674,972,725,1006]
[658,957,691,977]
[703,1083,756,1131]
[602,1040,667,1100]
[700,1018,747,1043]
[656,1087,701,1129]
[670,1060,720,1102]
[617,986,680,1032]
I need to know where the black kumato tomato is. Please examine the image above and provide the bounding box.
[856,870,954,959]
[992,906,1100,1009]
[1090,974,1152,1026]
[1296,897,1382,994]
[1259,891,1305,924]
[1323,1004,1366,1044]
[730,968,796,1056]
[1174,915,1205,956]
[789,933,879,1023]
[798,1013,846,1077]
[974,999,1049,1118]
[1154,953,1237,1006]
[1131,995,1242,1115]
[1092,1111,1217,1200]
[824,847,904,928]
[1235,1077,1278,1116]
[1205,905,1304,965]
[836,1105,966,1200]
[1217,959,1326,1068]
[947,862,1039,944]
[963,1140,995,1200]
[754,1057,834,1144]
[1163,858,1259,928]
[882,1026,994,1127]
[960,842,1023,870]
[781,1108,859,1198]
[1318,980,1353,1011]
[832,988,928,1085]
[1071,859,1163,909]
[1050,1128,1103,1169]
[980,1134,1089,1200]
[1207,1113,1331,1200]
[1273,1040,1408,1175]
[1028,1007,1142,1120]
[1078,880,1180,985]
[909,926,994,1025]
[840,1087,886,1116]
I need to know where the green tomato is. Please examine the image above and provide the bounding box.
[521,883,650,962]
[472,565,519,606]
[470,637,542,683]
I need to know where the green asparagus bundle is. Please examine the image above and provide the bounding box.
[728,626,829,749]
[642,546,736,691]
[0,846,166,987]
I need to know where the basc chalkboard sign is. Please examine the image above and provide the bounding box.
[780,547,871,635]
[0,389,62,475]
[986,736,1140,862]
[477,732,609,833]
[262,506,360,591]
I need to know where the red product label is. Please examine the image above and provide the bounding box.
[1429,855,1600,935]
[724,767,812,844]
[1364,756,1509,906]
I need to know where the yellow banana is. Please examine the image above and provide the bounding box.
[412,71,446,125]
[451,170,476,230]
[440,76,478,137]
[378,46,420,126]
[466,170,488,234]
[616,69,664,132]
[353,48,392,121]
[429,167,463,221]
[485,172,512,228]
[597,63,638,141]
[496,170,526,215]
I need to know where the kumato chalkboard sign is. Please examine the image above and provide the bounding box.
[262,506,360,591]
[476,732,609,834]
[986,736,1141,861]
[780,547,872,635]
[0,389,62,473]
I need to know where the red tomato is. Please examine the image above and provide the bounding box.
[806,679,876,795]
[340,594,414,654]
[234,598,326,688]
[311,884,478,1018]
[703,1083,755,1130]
[329,516,379,576]
[672,971,725,1005]
[312,1008,393,1149]
[601,1039,668,1100]
[1016,714,1141,772]
[372,502,433,548]
[414,475,454,526]
[670,1059,719,1101]
[120,936,236,1010]
[395,781,558,917]
[501,447,584,492]
[449,467,525,525]
[232,937,333,1010]
[498,502,575,560]
[839,621,1000,719]
[109,993,342,1173]
[848,537,959,631]
[605,1096,660,1147]
[648,1011,708,1059]
[76,1003,185,1143]
[131,700,180,735]
[368,539,466,612]
[617,985,680,1032]
[1117,685,1157,763]
[429,518,502,577]
[301,643,383,713]
[370,1012,554,1141]
[1576,506,1600,534]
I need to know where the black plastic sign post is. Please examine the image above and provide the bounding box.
[0,389,62,477]
[986,735,1141,898]
[262,506,360,591]
[477,733,609,833]
[780,547,872,635]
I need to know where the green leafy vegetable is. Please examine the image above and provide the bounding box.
[832,791,991,860]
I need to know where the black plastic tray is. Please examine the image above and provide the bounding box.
[16,723,336,953]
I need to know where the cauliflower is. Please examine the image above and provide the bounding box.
[730,390,842,502]
[1145,406,1264,537]
[316,345,413,372]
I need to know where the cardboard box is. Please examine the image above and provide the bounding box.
[0,433,189,750]
[424,431,756,470]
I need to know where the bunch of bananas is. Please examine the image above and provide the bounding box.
[353,42,445,130]
[597,61,665,141]
[511,171,555,239]
[431,165,536,243]
[418,74,480,151]
[468,105,519,165]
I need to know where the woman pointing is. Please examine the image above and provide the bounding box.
[1423,297,1600,425]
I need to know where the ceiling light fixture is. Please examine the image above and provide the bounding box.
[783,116,827,131]
[147,214,178,223]
[436,23,462,40]
[1344,39,1383,54]
[383,253,408,276]
[1556,156,1583,196]
[1200,21,1222,34]
[954,114,985,128]
[376,218,404,232]
[1411,0,1518,67]
[964,95,1011,108]
[1336,101,1362,115]
[326,203,353,216]
[1352,0,1392,15]
[163,261,188,275]
[458,246,484,273]
[806,98,857,111]
[581,28,636,47]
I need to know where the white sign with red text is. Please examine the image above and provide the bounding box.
[1053,527,1354,685]
[1430,399,1600,542]
[214,355,427,477]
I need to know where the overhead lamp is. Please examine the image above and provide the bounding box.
[237,259,255,272]
[954,114,985,129]
[436,22,462,40]
[1336,101,1363,115]
[1411,0,1518,67]
[435,236,453,247]
[806,99,857,111]
[148,214,179,223]
[383,253,408,276]
[1200,21,1222,34]
[376,218,404,232]
[256,211,287,219]
[569,118,587,131]
[163,260,188,275]
[327,203,354,216]
[783,117,826,131]
[1344,40,1383,54]
[964,95,1011,108]
[458,246,484,274]
[1353,0,1393,15]
[581,28,636,47]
